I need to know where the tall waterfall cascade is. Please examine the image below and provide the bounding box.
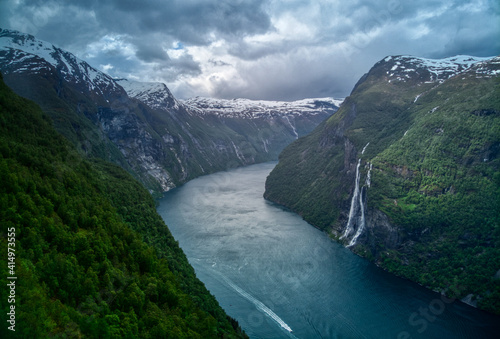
[340,143,371,247]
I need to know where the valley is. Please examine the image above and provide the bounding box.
[0,25,499,338]
[0,28,340,194]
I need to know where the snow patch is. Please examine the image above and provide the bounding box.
[182,96,343,119]
[385,55,495,83]
[117,79,180,110]
[0,29,120,96]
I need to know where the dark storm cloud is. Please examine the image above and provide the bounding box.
[1,0,273,93]
[18,0,272,46]
[156,54,202,81]
[209,50,358,101]
[208,59,231,68]
[1,0,499,100]
[84,0,271,45]
[131,37,170,63]
[416,1,500,58]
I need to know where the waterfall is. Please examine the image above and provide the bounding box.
[340,159,361,241]
[340,143,371,247]
[231,141,245,162]
[284,115,299,139]
[361,142,370,154]
[262,138,269,153]
[347,185,366,247]
[366,162,373,187]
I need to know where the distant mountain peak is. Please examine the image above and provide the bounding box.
[116,79,180,110]
[182,96,344,119]
[466,56,500,78]
[379,54,495,84]
[0,28,123,99]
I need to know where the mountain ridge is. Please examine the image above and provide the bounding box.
[264,53,500,313]
[183,96,343,118]
[0,28,339,194]
[0,28,123,102]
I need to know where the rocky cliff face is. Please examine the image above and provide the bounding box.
[0,28,339,193]
[265,54,500,313]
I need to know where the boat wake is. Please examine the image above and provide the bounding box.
[214,270,296,336]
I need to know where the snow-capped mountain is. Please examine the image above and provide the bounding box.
[0,28,339,194]
[0,28,123,100]
[183,97,343,119]
[381,55,494,83]
[0,28,341,119]
[115,78,342,119]
[466,56,500,78]
[116,79,181,110]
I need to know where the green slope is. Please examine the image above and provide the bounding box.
[265,57,500,314]
[0,74,246,338]
[3,70,131,169]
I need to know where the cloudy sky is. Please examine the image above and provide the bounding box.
[1,0,499,100]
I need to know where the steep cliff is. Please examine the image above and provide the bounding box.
[264,55,500,313]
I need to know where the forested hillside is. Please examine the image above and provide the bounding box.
[0,73,246,338]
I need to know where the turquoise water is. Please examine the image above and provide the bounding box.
[157,162,500,339]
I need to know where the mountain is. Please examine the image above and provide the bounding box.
[116,79,339,183]
[0,29,123,100]
[264,55,500,313]
[0,73,247,338]
[117,79,339,165]
[0,28,339,194]
[183,96,340,140]
[117,79,181,111]
[183,96,343,118]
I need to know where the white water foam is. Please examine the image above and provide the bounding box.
[348,185,366,248]
[215,271,295,335]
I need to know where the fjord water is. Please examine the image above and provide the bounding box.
[157,162,499,338]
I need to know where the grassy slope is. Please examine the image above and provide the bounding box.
[265,61,500,313]
[0,75,246,338]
